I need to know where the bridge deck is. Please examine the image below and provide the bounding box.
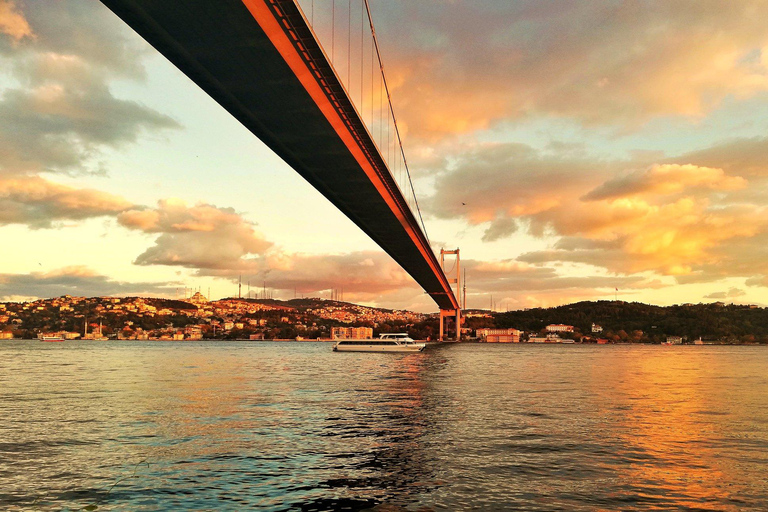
[100,0,458,310]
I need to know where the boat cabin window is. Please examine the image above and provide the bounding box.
[337,340,398,345]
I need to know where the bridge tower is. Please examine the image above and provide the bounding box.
[439,249,461,341]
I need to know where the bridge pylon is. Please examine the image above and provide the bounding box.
[439,248,461,341]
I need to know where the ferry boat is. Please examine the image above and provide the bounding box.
[333,333,426,353]
[37,333,64,342]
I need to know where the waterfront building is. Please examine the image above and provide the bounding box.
[184,325,203,340]
[546,324,574,333]
[591,323,603,333]
[476,328,521,343]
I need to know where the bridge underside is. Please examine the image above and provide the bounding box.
[101,0,458,311]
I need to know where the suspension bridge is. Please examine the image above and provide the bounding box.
[99,0,462,339]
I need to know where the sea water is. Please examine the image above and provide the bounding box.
[1,341,766,510]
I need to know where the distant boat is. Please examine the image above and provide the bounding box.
[528,334,573,343]
[38,333,64,342]
[333,333,425,353]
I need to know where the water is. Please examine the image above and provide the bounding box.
[1,341,766,511]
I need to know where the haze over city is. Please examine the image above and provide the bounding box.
[2,0,768,311]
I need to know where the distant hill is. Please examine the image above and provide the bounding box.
[493,301,768,342]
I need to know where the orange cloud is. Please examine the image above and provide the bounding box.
[372,2,768,140]
[746,275,768,287]
[584,164,747,201]
[531,195,767,276]
[0,176,133,227]
[0,0,32,42]
[118,199,273,270]
[0,265,177,301]
[431,141,768,281]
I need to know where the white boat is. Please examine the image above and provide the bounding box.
[38,333,64,342]
[333,333,426,353]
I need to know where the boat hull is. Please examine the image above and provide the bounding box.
[333,341,426,353]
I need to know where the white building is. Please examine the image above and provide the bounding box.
[546,324,574,333]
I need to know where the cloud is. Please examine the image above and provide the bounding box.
[256,251,415,295]
[427,139,768,280]
[372,1,768,140]
[0,0,32,43]
[118,199,273,270]
[463,258,653,293]
[0,265,178,301]
[452,257,669,310]
[0,55,180,176]
[0,0,147,76]
[0,176,133,227]
[746,275,768,287]
[519,200,767,277]
[183,248,419,304]
[0,2,179,178]
[481,216,518,242]
[673,230,768,284]
[113,198,425,305]
[675,137,768,178]
[704,287,746,300]
[428,142,612,226]
[583,164,746,201]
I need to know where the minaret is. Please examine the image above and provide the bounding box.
[463,268,466,310]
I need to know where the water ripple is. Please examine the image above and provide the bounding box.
[0,342,766,510]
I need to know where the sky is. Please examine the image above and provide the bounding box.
[1,0,768,312]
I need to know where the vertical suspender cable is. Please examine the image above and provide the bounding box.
[347,0,351,87]
[363,0,430,243]
[370,33,374,129]
[360,0,364,111]
[379,68,382,151]
[387,95,390,169]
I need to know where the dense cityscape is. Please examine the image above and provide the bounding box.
[2,294,766,344]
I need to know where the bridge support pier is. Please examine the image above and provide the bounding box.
[439,248,462,341]
[439,309,461,341]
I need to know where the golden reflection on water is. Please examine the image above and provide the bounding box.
[589,347,766,510]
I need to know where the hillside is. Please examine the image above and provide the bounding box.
[493,301,768,343]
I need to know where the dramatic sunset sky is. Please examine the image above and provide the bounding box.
[2,0,768,311]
